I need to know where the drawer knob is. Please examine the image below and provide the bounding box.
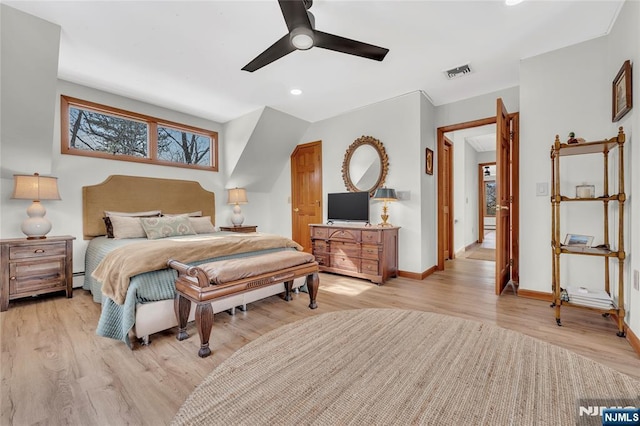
[10,276,16,280]
[34,249,45,254]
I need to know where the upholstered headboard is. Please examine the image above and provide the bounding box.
[82,175,215,239]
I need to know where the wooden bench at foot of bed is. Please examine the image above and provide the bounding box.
[167,251,319,357]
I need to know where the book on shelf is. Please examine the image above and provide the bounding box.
[565,286,614,309]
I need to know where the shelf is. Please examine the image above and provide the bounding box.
[554,139,620,156]
[550,128,625,337]
[559,195,619,202]
[559,245,617,256]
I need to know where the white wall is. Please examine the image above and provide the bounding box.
[1,78,228,272]
[519,0,638,335]
[285,91,431,274]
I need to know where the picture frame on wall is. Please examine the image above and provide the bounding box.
[612,60,632,122]
[425,148,433,175]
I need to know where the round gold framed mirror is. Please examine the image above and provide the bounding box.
[341,135,389,196]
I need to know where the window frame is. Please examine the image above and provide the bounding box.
[61,95,218,171]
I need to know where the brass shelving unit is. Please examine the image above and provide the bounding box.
[550,127,626,337]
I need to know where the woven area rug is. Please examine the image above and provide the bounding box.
[173,309,640,425]
[466,247,496,261]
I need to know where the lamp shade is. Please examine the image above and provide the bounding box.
[373,187,397,201]
[227,188,248,205]
[12,173,61,201]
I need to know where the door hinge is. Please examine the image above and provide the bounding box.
[509,259,514,266]
[509,196,513,203]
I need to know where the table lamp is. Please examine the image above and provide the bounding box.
[12,173,61,239]
[227,187,248,226]
[373,187,397,227]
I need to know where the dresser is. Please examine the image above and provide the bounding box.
[310,224,399,284]
[0,236,75,311]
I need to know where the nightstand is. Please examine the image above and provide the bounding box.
[219,225,258,233]
[0,235,75,312]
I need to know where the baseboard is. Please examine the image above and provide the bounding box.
[625,324,640,358]
[398,265,437,281]
[517,289,553,302]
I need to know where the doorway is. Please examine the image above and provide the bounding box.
[436,99,519,295]
[290,141,323,252]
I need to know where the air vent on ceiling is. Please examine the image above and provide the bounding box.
[445,64,472,80]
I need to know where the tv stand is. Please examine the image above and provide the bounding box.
[309,224,399,285]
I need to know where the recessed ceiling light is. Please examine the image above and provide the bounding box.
[505,0,524,5]
[290,89,302,95]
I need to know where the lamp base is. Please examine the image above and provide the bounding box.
[21,201,52,239]
[377,203,393,227]
[231,204,245,226]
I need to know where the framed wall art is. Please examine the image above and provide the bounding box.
[425,148,433,175]
[612,60,632,122]
[563,234,594,247]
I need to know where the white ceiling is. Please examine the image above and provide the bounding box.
[4,0,624,123]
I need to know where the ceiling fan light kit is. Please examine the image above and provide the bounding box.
[290,27,314,50]
[242,0,389,72]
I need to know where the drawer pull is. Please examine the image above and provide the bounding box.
[34,249,45,254]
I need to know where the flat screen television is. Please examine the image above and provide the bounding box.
[327,191,370,224]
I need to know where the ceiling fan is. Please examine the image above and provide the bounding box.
[241,0,389,72]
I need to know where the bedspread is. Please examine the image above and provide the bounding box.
[92,233,302,304]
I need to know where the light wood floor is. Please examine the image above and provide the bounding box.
[2,257,638,425]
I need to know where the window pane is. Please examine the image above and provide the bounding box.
[485,181,497,216]
[157,126,211,166]
[68,106,148,157]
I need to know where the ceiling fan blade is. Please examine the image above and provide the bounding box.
[313,30,389,61]
[241,34,296,72]
[278,0,312,33]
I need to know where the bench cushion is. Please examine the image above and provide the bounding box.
[199,251,315,285]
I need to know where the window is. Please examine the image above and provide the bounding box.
[484,180,497,216]
[61,95,218,171]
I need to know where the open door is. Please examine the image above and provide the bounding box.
[291,141,323,253]
[495,98,514,295]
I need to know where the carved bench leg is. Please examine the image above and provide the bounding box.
[307,272,319,309]
[283,280,293,301]
[174,293,190,341]
[195,303,214,358]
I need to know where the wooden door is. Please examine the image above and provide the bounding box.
[290,141,323,253]
[495,99,511,295]
[442,138,454,260]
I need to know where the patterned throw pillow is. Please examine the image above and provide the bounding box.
[140,215,197,240]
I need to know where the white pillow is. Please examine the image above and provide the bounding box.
[109,216,147,239]
[104,210,162,217]
[189,216,218,234]
[163,211,202,217]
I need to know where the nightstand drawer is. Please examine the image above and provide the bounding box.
[10,242,66,260]
[9,259,66,295]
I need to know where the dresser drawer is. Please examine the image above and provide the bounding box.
[313,240,328,253]
[362,230,381,244]
[314,254,329,266]
[9,259,66,295]
[361,259,379,275]
[310,227,328,239]
[330,255,360,272]
[328,228,360,242]
[330,241,360,257]
[361,244,379,260]
[10,242,66,260]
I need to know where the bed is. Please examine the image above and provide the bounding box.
[82,175,307,347]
